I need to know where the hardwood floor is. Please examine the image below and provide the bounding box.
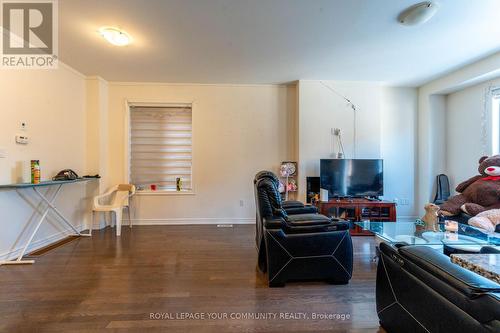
[0,225,384,332]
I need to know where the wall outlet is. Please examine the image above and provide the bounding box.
[239,200,244,207]
[20,122,27,131]
[393,198,410,206]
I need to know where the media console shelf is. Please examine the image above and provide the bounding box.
[315,198,397,236]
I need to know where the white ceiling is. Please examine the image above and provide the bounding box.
[59,0,500,86]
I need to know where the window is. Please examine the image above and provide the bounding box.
[129,104,192,192]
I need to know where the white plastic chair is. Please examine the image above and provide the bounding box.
[91,184,136,236]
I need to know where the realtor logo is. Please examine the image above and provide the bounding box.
[1,0,58,68]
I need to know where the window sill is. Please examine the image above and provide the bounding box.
[136,190,195,196]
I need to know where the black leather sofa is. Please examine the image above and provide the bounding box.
[481,246,500,254]
[254,171,353,287]
[377,242,500,332]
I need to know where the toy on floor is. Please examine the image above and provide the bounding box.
[440,155,500,216]
[468,209,500,232]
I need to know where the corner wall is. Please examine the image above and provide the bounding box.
[417,51,500,211]
[297,81,418,217]
[86,77,109,191]
[445,77,500,191]
[0,64,95,260]
[380,87,418,217]
[297,81,382,199]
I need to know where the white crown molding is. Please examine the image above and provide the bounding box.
[85,75,108,84]
[109,81,295,88]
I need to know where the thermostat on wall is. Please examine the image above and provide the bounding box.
[15,134,29,144]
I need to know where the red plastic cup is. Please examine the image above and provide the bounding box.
[150,184,157,191]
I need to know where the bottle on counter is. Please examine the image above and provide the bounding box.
[31,160,40,184]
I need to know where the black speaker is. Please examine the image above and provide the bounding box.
[306,177,320,203]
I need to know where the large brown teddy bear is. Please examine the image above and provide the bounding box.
[440,155,500,216]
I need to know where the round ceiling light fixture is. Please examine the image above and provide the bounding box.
[99,27,132,46]
[398,1,439,26]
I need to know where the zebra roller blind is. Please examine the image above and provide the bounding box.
[129,105,192,191]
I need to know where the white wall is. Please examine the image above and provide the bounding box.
[297,81,381,194]
[0,64,95,260]
[445,77,500,192]
[86,77,109,192]
[381,87,418,217]
[297,81,418,217]
[106,82,296,224]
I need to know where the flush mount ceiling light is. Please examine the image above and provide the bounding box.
[99,27,132,46]
[398,1,439,26]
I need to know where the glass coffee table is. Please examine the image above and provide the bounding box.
[354,221,500,250]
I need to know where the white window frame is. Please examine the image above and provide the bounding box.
[124,100,195,196]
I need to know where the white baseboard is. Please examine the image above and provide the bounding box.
[131,218,255,225]
[94,215,417,228]
[0,224,85,262]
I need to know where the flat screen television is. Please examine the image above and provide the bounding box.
[320,159,383,198]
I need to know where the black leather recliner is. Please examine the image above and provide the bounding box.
[254,171,318,215]
[254,171,353,287]
[377,242,500,333]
